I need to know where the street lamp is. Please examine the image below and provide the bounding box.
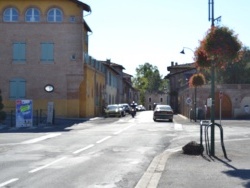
[180,47,194,54]
[180,47,197,122]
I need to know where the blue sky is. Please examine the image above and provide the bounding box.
[81,0,249,77]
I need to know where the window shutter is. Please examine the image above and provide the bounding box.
[13,43,26,61]
[41,43,54,61]
[47,43,54,61]
[10,80,17,99]
[18,80,26,98]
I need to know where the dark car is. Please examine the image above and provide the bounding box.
[119,103,131,114]
[105,104,124,117]
[153,104,173,122]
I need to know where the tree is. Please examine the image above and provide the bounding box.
[133,63,162,91]
[0,90,7,123]
[133,62,167,104]
[217,47,250,84]
[134,63,162,91]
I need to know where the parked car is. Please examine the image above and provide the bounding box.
[105,104,124,117]
[118,104,126,116]
[153,104,173,122]
[119,103,131,114]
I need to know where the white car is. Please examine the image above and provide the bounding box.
[153,104,173,122]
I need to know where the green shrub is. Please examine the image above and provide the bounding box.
[0,89,6,122]
[0,111,6,122]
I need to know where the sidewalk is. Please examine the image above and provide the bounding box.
[158,139,250,188]
[156,116,250,188]
[0,116,103,131]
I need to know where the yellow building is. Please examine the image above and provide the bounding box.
[80,57,106,118]
[0,0,92,118]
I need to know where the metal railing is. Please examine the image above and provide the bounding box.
[5,109,52,127]
[200,120,228,159]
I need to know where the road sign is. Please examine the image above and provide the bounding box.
[186,97,192,105]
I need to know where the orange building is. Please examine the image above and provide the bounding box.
[0,0,91,117]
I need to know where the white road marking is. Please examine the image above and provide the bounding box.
[113,125,133,135]
[174,123,183,130]
[224,138,250,142]
[96,136,112,144]
[21,133,61,144]
[29,157,66,173]
[0,178,19,187]
[73,144,95,154]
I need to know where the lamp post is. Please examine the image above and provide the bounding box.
[209,0,215,156]
[180,47,197,122]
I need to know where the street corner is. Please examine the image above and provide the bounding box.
[160,139,250,188]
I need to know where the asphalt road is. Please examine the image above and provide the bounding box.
[0,111,249,188]
[0,111,176,187]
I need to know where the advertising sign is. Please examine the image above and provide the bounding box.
[16,100,33,127]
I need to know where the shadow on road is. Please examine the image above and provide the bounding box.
[212,156,250,188]
[223,169,250,188]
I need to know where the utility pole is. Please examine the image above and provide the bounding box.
[209,0,215,156]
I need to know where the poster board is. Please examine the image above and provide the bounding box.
[16,100,33,127]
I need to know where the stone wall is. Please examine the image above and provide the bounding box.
[179,84,250,119]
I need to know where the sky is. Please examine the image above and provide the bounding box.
[80,0,249,77]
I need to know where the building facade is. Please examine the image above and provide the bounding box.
[166,62,250,119]
[165,62,196,113]
[144,92,169,110]
[0,0,91,117]
[81,56,105,118]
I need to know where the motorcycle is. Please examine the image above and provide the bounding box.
[131,108,136,118]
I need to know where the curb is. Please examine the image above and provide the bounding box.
[135,147,182,188]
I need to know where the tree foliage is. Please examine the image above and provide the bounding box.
[133,63,162,91]
[132,62,168,104]
[217,47,250,84]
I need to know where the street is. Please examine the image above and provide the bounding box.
[0,111,250,188]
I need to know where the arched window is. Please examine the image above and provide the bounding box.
[25,8,40,22]
[47,8,63,22]
[3,7,19,22]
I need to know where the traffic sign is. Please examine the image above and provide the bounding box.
[186,97,192,105]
